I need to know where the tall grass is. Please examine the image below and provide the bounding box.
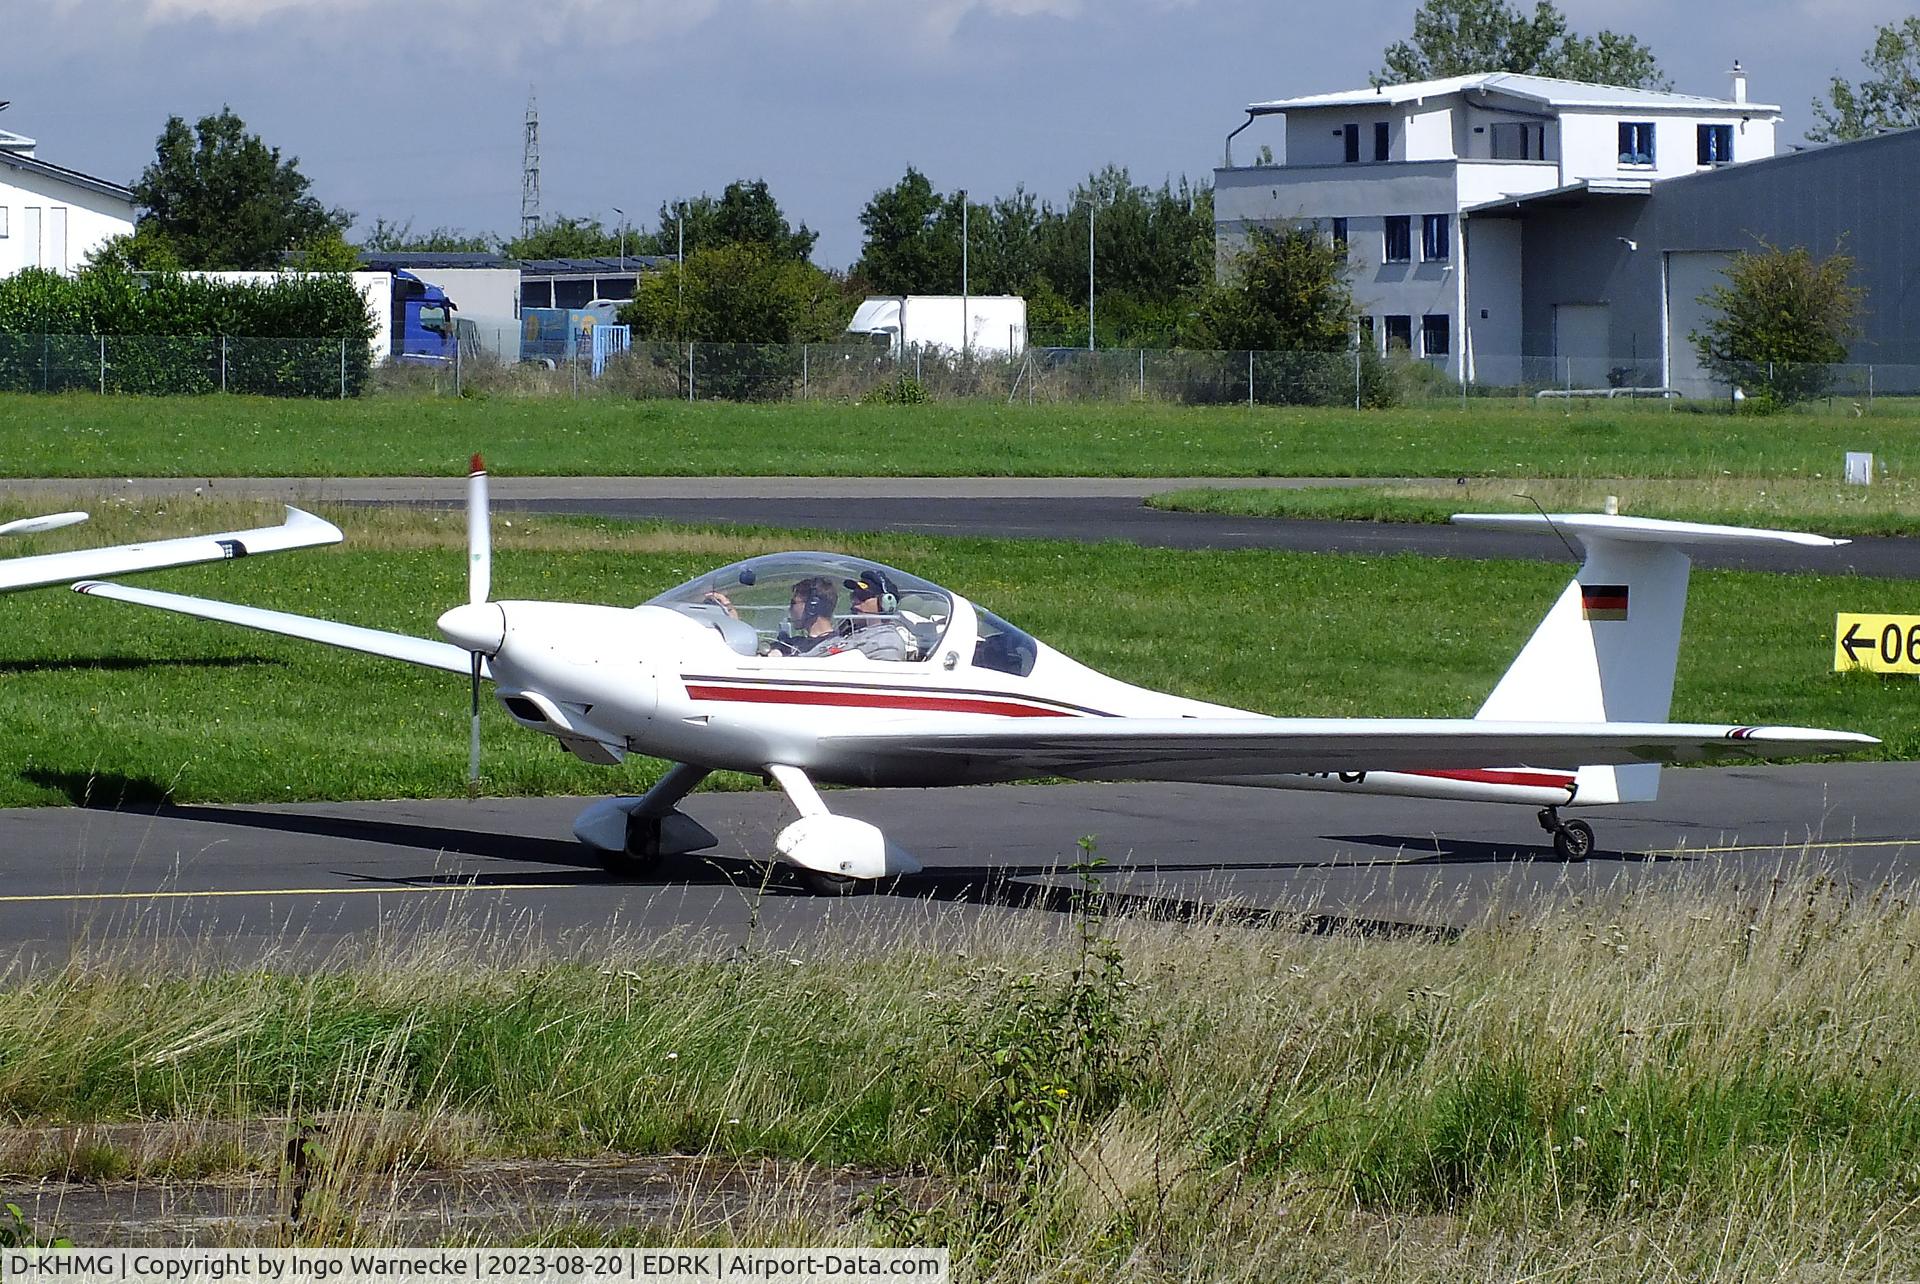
[4,860,1920,1276]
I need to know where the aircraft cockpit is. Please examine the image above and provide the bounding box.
[648,553,959,662]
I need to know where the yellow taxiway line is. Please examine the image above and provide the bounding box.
[1633,837,1918,857]
[0,882,583,905]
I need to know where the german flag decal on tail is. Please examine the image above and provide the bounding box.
[1581,583,1629,621]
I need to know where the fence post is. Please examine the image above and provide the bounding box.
[339,339,347,399]
[99,336,106,395]
[1247,350,1254,408]
[687,342,695,403]
[1138,348,1145,399]
[220,335,227,394]
[42,335,49,393]
[454,337,462,398]
[1354,348,1361,410]
[1869,364,1875,405]
[802,344,809,397]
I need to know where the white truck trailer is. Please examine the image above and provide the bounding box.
[845,295,1027,359]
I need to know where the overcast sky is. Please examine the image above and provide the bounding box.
[5,0,1911,267]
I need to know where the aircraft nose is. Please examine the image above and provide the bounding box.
[437,602,506,655]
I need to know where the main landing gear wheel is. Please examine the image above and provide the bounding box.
[799,870,863,897]
[1538,808,1594,862]
[600,813,667,877]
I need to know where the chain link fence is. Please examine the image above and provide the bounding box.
[0,334,370,398]
[7,332,1919,411]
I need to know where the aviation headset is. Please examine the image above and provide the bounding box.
[846,571,897,613]
[792,576,838,627]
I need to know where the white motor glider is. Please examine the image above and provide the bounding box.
[72,461,1875,891]
[2,506,341,593]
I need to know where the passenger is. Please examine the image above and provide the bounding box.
[767,576,840,656]
[832,571,914,661]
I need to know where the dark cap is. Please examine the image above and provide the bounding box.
[843,571,890,600]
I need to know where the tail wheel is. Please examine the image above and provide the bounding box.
[1553,819,1595,862]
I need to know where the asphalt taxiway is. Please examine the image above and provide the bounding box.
[3,762,1914,958]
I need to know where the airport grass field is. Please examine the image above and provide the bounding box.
[6,866,1920,1277]
[0,391,1916,480]
[0,500,1912,809]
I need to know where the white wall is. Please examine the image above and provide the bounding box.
[1558,110,1775,185]
[1404,106,1455,160]
[0,168,134,277]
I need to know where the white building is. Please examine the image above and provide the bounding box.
[1213,69,1779,379]
[0,127,136,277]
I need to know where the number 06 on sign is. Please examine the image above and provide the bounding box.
[1835,613,1920,675]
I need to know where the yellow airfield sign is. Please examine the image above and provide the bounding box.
[1835,614,1920,674]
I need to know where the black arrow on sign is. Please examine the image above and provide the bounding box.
[1841,622,1874,663]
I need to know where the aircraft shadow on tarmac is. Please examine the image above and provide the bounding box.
[1328,833,1704,865]
[96,800,1457,942]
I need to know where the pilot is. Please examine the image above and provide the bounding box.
[767,576,840,656]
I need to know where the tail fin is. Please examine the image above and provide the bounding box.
[1457,514,1848,804]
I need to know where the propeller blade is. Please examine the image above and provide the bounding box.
[467,454,490,606]
[468,651,483,798]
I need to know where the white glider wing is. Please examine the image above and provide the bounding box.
[0,506,342,593]
[70,581,482,677]
[816,717,1876,783]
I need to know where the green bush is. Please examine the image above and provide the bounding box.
[0,265,375,397]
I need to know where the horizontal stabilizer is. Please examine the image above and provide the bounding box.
[72,580,482,677]
[816,716,1877,785]
[1451,512,1847,549]
[0,506,342,593]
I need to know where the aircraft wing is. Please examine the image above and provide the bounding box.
[815,717,1877,782]
[71,581,483,677]
[0,506,342,593]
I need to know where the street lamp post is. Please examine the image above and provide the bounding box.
[960,190,969,362]
[1088,197,1096,351]
[612,206,626,277]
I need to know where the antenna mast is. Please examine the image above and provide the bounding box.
[520,89,542,239]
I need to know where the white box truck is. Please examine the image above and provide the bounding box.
[845,295,1027,359]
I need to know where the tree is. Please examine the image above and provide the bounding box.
[1809,17,1920,142]
[502,215,623,260]
[619,241,847,344]
[1184,225,1356,353]
[1690,241,1865,409]
[359,218,493,254]
[651,180,818,264]
[131,107,351,269]
[854,168,952,294]
[1378,0,1667,88]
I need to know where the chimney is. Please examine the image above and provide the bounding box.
[1730,59,1747,104]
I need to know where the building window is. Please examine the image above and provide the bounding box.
[1697,123,1733,165]
[1330,217,1347,251]
[1618,121,1655,166]
[1343,123,1360,163]
[0,208,8,238]
[1421,313,1451,357]
[1373,122,1390,161]
[1383,215,1411,263]
[1421,213,1450,262]
[1384,315,1413,352]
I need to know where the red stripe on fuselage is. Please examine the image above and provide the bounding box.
[1403,768,1577,789]
[685,684,1076,718]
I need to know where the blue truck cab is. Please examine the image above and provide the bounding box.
[392,270,458,365]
